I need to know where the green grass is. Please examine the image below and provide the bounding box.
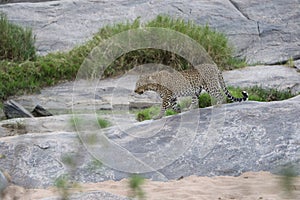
[136,106,160,121]
[136,86,297,121]
[0,13,36,61]
[97,117,111,128]
[0,15,245,102]
[227,86,296,102]
[128,174,145,200]
[54,174,72,200]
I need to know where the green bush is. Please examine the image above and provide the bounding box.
[0,15,245,101]
[136,106,159,121]
[97,117,111,128]
[0,13,36,61]
[198,93,212,108]
[128,174,145,200]
[227,86,296,102]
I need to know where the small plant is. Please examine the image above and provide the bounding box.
[97,117,111,128]
[61,154,77,169]
[286,57,295,68]
[178,97,192,110]
[198,93,212,108]
[70,116,81,130]
[165,109,177,116]
[280,165,298,198]
[87,159,102,171]
[128,174,145,200]
[136,106,160,121]
[0,12,36,61]
[54,174,71,200]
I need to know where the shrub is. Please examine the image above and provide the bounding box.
[97,117,111,128]
[0,15,245,101]
[128,175,145,200]
[136,106,159,121]
[227,86,296,102]
[0,13,36,61]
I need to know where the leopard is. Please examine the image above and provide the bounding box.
[134,63,248,119]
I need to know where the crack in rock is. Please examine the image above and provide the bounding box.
[228,0,250,20]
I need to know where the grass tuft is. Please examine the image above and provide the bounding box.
[0,13,36,61]
[97,117,111,128]
[128,174,145,200]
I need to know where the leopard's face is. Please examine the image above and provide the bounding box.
[134,74,156,95]
[134,85,145,94]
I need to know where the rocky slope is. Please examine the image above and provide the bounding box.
[0,96,299,189]
[0,0,299,64]
[0,1,300,199]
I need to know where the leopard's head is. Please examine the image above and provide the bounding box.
[134,74,156,95]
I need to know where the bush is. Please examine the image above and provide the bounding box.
[0,13,36,61]
[97,117,111,128]
[228,86,296,102]
[136,106,159,121]
[0,15,245,101]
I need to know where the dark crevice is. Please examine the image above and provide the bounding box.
[257,21,261,37]
[172,4,184,14]
[228,0,261,37]
[228,0,250,20]
[267,55,300,65]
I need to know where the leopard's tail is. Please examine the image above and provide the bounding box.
[224,88,248,102]
[218,71,248,102]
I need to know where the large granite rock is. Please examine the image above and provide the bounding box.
[0,0,299,64]
[0,95,299,188]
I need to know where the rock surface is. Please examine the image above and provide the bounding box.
[0,0,299,64]
[0,170,9,194]
[3,100,34,119]
[41,191,130,200]
[8,65,300,116]
[0,95,299,188]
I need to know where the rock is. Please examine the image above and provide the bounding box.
[10,74,161,115]
[223,65,300,94]
[1,185,28,200]
[0,0,299,64]
[295,60,300,71]
[41,191,130,200]
[31,105,53,117]
[0,169,9,194]
[0,95,299,188]
[0,0,56,4]
[3,100,34,119]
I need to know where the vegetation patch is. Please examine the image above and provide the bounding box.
[0,14,245,102]
[128,174,145,200]
[136,86,297,121]
[97,117,111,128]
[227,86,296,102]
[0,13,36,61]
[136,106,160,121]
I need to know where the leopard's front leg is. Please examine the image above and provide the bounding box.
[153,90,174,119]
